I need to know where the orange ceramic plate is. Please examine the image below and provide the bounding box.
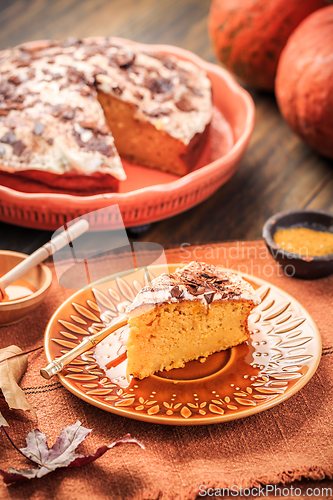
[44,264,321,425]
[0,38,255,230]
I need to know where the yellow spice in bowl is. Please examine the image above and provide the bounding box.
[274,227,333,256]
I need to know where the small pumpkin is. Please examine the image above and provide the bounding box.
[275,6,333,159]
[209,0,327,91]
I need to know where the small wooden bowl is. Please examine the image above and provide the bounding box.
[263,209,333,279]
[0,250,52,326]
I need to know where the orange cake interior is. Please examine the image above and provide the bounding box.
[98,93,210,176]
[126,261,261,380]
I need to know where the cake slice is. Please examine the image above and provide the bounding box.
[126,261,261,380]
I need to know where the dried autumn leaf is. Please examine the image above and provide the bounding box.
[0,412,8,427]
[0,345,34,421]
[0,420,144,484]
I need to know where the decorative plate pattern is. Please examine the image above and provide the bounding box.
[44,265,321,425]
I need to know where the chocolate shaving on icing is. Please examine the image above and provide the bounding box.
[163,60,176,71]
[19,44,42,54]
[92,66,107,77]
[14,95,25,103]
[133,91,143,100]
[144,107,172,118]
[113,87,123,96]
[33,121,46,136]
[82,46,105,58]
[172,262,245,300]
[8,76,21,86]
[181,272,197,283]
[80,87,93,97]
[27,68,36,80]
[204,292,215,304]
[175,94,195,112]
[67,68,88,85]
[112,52,135,68]
[85,136,113,156]
[62,37,82,48]
[188,85,203,97]
[51,105,62,117]
[144,52,177,71]
[0,146,5,157]
[78,121,109,135]
[12,140,26,156]
[98,124,109,135]
[186,284,202,296]
[170,286,184,299]
[153,92,174,103]
[62,108,76,120]
[16,61,29,68]
[79,120,97,130]
[1,130,16,144]
[178,70,190,86]
[46,138,54,145]
[0,109,9,116]
[0,83,13,100]
[111,83,125,95]
[74,131,114,157]
[52,105,76,121]
[146,77,174,94]
[15,52,31,67]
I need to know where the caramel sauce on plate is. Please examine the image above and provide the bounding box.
[274,227,333,257]
[1,277,36,302]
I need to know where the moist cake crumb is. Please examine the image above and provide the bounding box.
[126,261,261,380]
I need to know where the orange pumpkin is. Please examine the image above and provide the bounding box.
[209,0,327,91]
[275,6,333,159]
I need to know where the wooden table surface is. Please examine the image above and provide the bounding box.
[0,0,332,253]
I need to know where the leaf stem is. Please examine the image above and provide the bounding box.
[1,426,38,465]
[0,345,43,365]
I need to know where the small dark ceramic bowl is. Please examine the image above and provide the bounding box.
[263,209,333,279]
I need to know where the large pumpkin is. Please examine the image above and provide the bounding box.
[209,0,327,91]
[275,6,333,159]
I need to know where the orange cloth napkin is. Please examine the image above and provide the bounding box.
[0,241,332,500]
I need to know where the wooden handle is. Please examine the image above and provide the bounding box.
[40,315,128,379]
[0,219,89,292]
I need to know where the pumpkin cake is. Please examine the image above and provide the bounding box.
[126,261,261,380]
[0,38,212,195]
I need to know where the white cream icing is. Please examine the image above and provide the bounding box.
[126,263,261,315]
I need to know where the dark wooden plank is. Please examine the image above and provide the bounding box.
[306,178,333,212]
[0,221,52,253]
[0,0,213,51]
[0,0,14,14]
